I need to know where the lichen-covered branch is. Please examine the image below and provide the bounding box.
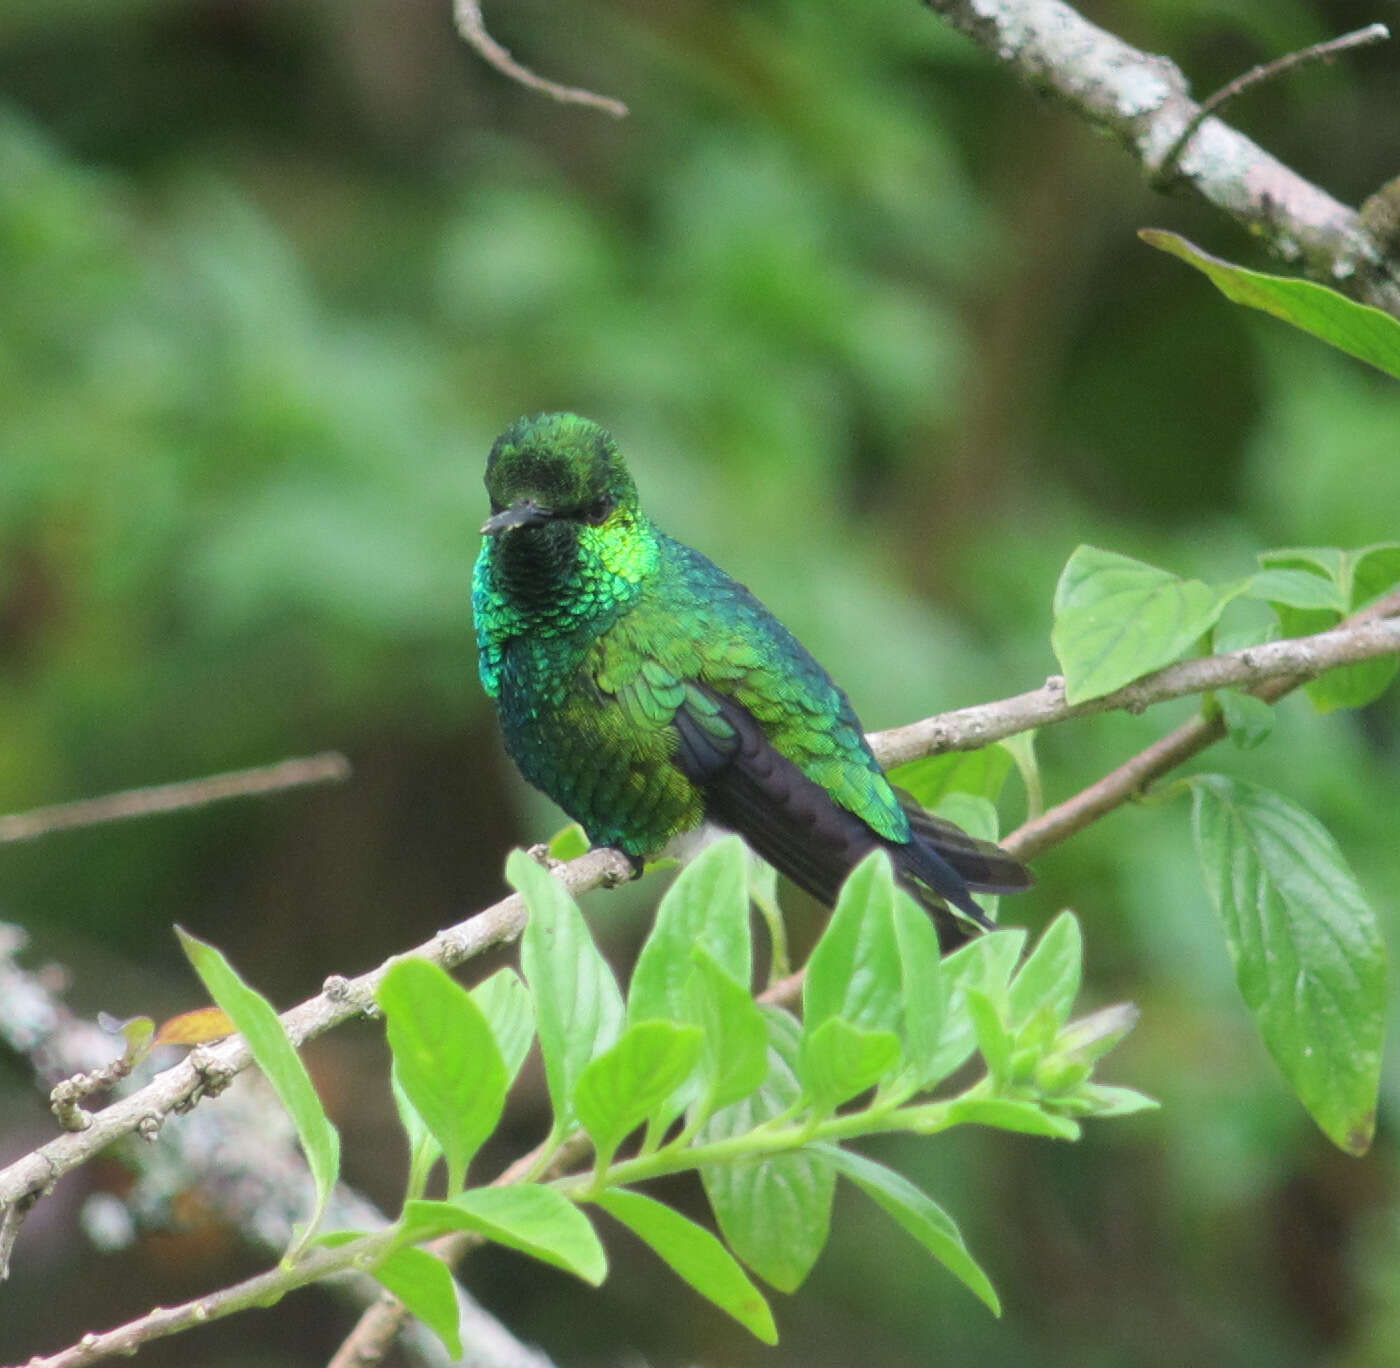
[0,928,546,1368]
[920,0,1400,315]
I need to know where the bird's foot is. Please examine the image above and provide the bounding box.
[599,848,645,889]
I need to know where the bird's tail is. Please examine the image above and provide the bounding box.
[892,792,1034,948]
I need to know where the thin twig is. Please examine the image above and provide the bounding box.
[9,1233,396,1368]
[327,1133,587,1368]
[0,752,352,846]
[453,0,628,118]
[1154,23,1391,186]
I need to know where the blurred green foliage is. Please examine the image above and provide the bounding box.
[2,0,1399,1365]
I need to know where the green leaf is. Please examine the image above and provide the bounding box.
[377,959,507,1196]
[799,1017,902,1115]
[922,930,1027,1085]
[1244,567,1348,613]
[1217,689,1274,750]
[1052,545,1241,704]
[815,1145,999,1314]
[948,928,1027,995]
[1006,912,1082,1034]
[932,793,999,845]
[886,746,1014,808]
[964,988,1012,1081]
[1048,1083,1160,1119]
[547,822,590,861]
[804,852,902,1037]
[887,888,946,1096]
[629,835,751,1026]
[574,1020,704,1164]
[594,1189,777,1344]
[371,1247,463,1359]
[687,947,770,1117]
[1189,776,1386,1154]
[177,929,340,1260]
[1303,648,1396,714]
[401,1186,607,1285]
[512,849,625,1134]
[626,841,758,1134]
[944,1097,1081,1140]
[1140,230,1400,380]
[391,1063,441,1203]
[1258,545,1400,710]
[471,967,535,1086]
[700,1009,836,1292]
[1351,543,1400,609]
[1259,546,1346,590]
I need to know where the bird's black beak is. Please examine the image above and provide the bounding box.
[481,500,552,536]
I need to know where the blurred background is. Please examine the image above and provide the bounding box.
[2,0,1398,1363]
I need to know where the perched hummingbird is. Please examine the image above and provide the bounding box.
[473,413,1030,946]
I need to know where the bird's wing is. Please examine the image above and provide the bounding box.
[596,629,1011,943]
[590,538,1029,940]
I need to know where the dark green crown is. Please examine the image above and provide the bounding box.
[485,413,638,517]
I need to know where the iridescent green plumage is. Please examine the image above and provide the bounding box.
[473,413,1029,945]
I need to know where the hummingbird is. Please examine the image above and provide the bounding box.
[472,413,1030,947]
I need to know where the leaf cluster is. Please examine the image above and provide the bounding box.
[1050,542,1394,1153]
[179,838,1145,1351]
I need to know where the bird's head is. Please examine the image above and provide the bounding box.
[482,413,639,538]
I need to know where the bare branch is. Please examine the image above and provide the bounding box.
[13,1233,394,1368]
[453,0,628,118]
[1155,24,1391,184]
[920,0,1400,314]
[872,611,1400,769]
[0,752,352,846]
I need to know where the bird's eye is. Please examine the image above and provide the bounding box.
[489,500,504,515]
[580,495,614,526]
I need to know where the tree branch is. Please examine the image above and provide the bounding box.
[872,611,1400,768]
[0,928,544,1368]
[11,1233,396,1368]
[0,847,630,1221]
[7,600,1397,1362]
[453,0,628,118]
[1154,24,1390,185]
[920,0,1400,315]
[1003,584,1400,859]
[0,752,351,846]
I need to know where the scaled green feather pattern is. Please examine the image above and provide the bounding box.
[472,412,1029,943]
